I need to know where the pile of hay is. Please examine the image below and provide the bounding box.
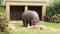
[8,24,16,30]
[28,25,47,30]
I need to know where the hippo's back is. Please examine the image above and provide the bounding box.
[22,10,39,22]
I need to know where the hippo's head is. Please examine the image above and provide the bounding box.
[31,18,39,26]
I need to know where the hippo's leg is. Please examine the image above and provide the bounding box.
[23,20,26,26]
[26,21,29,27]
[29,20,32,26]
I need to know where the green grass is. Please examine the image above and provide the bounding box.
[0,7,4,13]
[1,21,60,34]
[0,32,6,34]
[0,32,3,34]
[9,29,57,34]
[40,22,60,28]
[13,21,60,28]
[9,22,60,34]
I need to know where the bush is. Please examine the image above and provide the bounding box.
[0,13,8,32]
[0,0,4,13]
[45,0,60,23]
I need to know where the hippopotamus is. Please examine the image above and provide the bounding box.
[22,10,39,27]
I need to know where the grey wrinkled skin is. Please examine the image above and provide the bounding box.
[22,10,39,27]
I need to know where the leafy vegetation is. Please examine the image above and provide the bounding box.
[0,0,4,13]
[0,0,9,34]
[44,0,60,23]
[0,13,8,32]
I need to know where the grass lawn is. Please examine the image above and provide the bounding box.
[40,22,60,28]
[12,21,60,28]
[9,29,57,34]
[0,32,6,34]
[0,21,60,34]
[8,21,60,34]
[0,32,4,34]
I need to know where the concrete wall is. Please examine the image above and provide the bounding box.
[6,1,46,21]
